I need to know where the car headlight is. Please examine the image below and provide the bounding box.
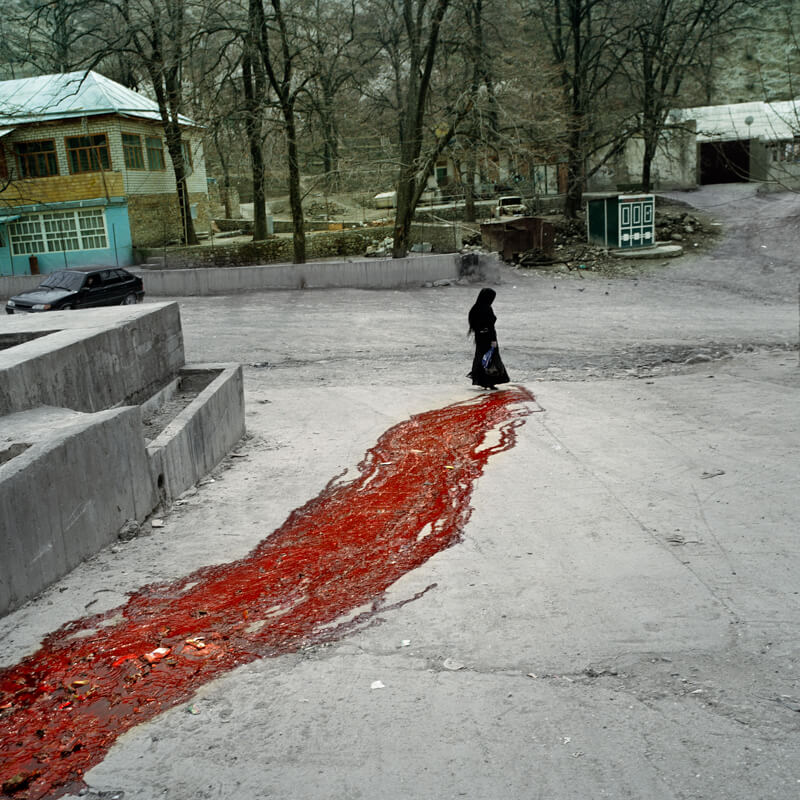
[6,300,15,308]
[32,303,52,311]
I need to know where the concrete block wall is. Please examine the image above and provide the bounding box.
[0,305,246,616]
[0,406,158,615]
[147,364,245,502]
[0,303,185,415]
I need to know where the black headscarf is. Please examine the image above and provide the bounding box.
[468,288,496,335]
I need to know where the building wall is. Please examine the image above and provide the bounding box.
[0,202,133,276]
[0,117,207,200]
[0,171,124,205]
[0,116,209,265]
[587,123,697,192]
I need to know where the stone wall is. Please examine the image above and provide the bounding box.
[128,191,212,247]
[139,224,462,269]
[208,182,241,219]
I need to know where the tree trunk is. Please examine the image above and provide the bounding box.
[222,176,232,220]
[162,119,198,245]
[320,84,339,191]
[392,139,419,258]
[464,152,477,223]
[284,106,306,264]
[212,130,233,220]
[242,53,268,240]
[390,0,452,257]
[641,132,656,192]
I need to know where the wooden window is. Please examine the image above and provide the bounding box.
[146,136,165,170]
[15,139,59,178]
[122,133,145,170]
[65,133,111,174]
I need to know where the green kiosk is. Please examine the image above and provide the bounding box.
[586,193,655,249]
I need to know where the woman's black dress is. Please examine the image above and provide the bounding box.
[468,290,510,388]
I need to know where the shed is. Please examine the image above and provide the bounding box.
[585,193,655,249]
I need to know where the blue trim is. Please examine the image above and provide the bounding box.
[0,204,133,276]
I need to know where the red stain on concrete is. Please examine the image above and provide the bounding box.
[0,387,538,798]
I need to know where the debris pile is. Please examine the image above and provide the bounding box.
[305,199,350,218]
[499,201,718,273]
[655,209,711,244]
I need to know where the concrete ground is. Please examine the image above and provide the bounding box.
[1,184,799,800]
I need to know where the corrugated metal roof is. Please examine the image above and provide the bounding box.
[0,71,196,127]
[669,99,800,143]
[0,127,14,137]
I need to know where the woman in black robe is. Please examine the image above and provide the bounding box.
[468,288,509,389]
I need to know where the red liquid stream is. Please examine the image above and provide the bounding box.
[0,387,538,799]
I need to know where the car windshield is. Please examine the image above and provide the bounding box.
[39,271,86,291]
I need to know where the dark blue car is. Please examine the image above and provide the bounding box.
[5,267,144,313]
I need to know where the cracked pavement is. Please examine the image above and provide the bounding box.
[1,184,799,800]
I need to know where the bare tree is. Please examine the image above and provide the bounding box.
[612,0,760,192]
[358,0,458,257]
[298,0,357,191]
[526,0,629,217]
[2,0,101,74]
[246,0,311,263]
[112,0,200,244]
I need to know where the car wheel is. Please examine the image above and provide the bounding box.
[122,294,137,305]
[60,304,74,311]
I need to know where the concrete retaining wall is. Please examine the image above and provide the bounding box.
[147,364,245,502]
[0,406,158,615]
[130,254,462,295]
[0,306,246,617]
[0,303,185,415]
[0,275,44,297]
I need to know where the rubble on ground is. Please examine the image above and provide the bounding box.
[496,201,720,274]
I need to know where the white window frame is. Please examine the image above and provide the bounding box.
[9,209,109,256]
